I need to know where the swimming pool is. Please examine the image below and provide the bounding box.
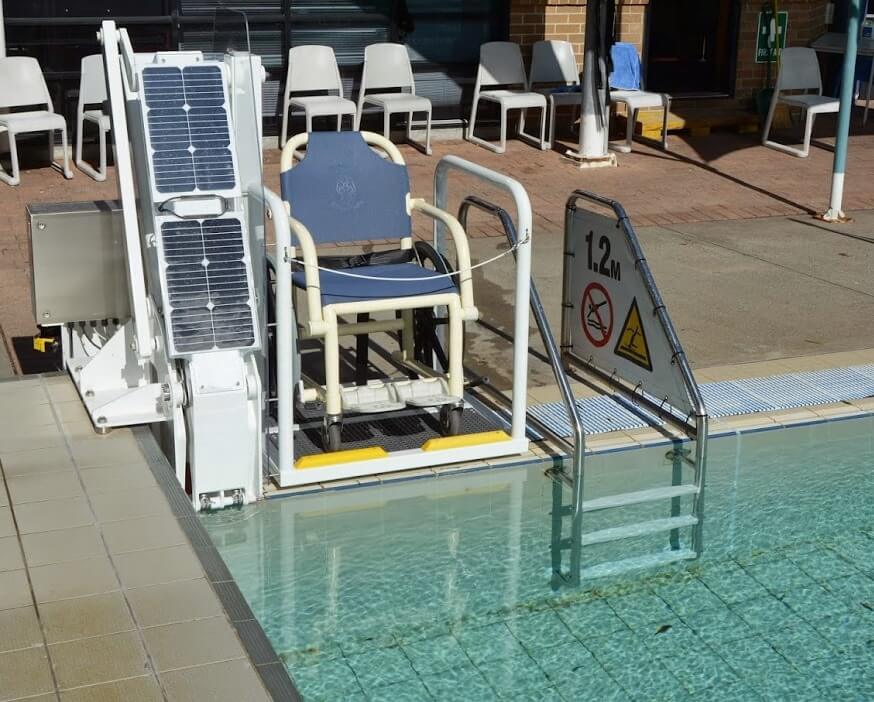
[201,417,874,701]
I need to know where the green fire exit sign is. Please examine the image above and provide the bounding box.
[756,10,789,63]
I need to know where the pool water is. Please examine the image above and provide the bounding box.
[202,417,874,701]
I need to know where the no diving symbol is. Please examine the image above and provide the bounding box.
[581,282,613,348]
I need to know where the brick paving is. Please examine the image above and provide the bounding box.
[2,121,874,348]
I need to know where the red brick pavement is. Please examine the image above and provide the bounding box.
[2,125,874,343]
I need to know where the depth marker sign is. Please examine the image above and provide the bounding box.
[565,203,695,418]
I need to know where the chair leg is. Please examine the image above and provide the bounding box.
[801,110,815,158]
[0,131,21,186]
[323,311,342,419]
[538,104,547,150]
[383,110,391,141]
[547,97,556,149]
[423,107,432,156]
[498,107,508,154]
[305,112,313,134]
[280,98,289,149]
[74,110,84,169]
[467,97,479,141]
[761,92,778,146]
[626,108,636,151]
[58,128,73,179]
[98,125,108,181]
[661,96,671,151]
[446,298,464,400]
[336,114,342,132]
[518,107,526,137]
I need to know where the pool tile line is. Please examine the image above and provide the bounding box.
[132,426,302,702]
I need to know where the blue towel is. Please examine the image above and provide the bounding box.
[610,42,642,90]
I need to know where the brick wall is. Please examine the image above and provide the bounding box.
[510,0,648,64]
[734,0,828,102]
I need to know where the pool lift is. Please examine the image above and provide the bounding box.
[46,21,534,510]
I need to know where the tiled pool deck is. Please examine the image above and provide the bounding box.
[1,349,874,700]
[0,375,277,702]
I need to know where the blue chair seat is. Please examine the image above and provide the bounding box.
[292,263,457,305]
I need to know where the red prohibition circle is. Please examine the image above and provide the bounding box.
[581,282,613,348]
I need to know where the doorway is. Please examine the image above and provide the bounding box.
[645,0,740,97]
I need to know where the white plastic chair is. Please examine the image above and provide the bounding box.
[762,47,840,158]
[355,43,432,155]
[75,54,110,181]
[468,42,547,154]
[280,45,357,148]
[0,57,73,186]
[609,43,671,153]
[528,40,581,148]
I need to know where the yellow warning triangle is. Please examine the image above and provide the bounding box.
[614,298,652,371]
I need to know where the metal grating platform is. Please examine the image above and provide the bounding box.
[528,365,874,438]
[288,406,502,458]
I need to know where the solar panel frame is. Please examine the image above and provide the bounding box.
[139,61,241,201]
[155,212,260,357]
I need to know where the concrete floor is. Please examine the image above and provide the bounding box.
[464,210,874,390]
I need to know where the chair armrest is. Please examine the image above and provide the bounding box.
[410,198,476,316]
[287,215,326,330]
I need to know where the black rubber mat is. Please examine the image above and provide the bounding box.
[290,406,503,458]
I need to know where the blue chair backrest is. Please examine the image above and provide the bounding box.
[609,43,642,91]
[280,132,412,245]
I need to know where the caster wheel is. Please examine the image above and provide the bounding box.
[439,405,462,436]
[322,421,343,452]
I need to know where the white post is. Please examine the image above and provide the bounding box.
[433,156,532,441]
[565,0,616,168]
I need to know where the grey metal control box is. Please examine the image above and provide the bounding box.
[28,201,131,325]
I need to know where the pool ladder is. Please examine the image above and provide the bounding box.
[458,195,705,588]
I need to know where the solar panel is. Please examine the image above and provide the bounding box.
[141,63,238,197]
[157,215,258,355]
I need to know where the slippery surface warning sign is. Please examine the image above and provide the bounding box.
[565,201,695,418]
[614,298,652,371]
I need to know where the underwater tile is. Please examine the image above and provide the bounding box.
[731,596,800,633]
[825,573,874,610]
[288,658,365,702]
[527,640,597,682]
[477,652,553,700]
[745,558,819,596]
[607,591,674,630]
[781,583,852,620]
[556,598,628,639]
[809,611,874,655]
[455,622,527,664]
[402,634,470,676]
[584,629,652,674]
[505,609,576,650]
[553,664,631,702]
[636,618,701,658]
[716,634,795,680]
[679,607,753,647]
[346,646,416,691]
[762,618,836,666]
[420,664,498,701]
[366,677,434,702]
[789,548,860,583]
[689,679,763,702]
[752,669,829,702]
[697,563,769,606]
[662,649,740,695]
[611,659,688,701]
[655,578,725,618]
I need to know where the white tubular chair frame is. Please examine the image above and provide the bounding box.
[0,57,73,186]
[762,47,840,158]
[75,54,110,181]
[279,45,356,148]
[467,42,548,154]
[609,91,672,153]
[279,131,476,418]
[355,44,433,155]
[526,40,581,149]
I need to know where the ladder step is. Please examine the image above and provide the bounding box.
[582,485,699,513]
[580,515,698,547]
[581,548,698,580]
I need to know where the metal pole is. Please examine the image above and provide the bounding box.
[566,0,616,167]
[824,0,864,222]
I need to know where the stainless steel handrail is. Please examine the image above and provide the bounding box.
[458,195,586,580]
